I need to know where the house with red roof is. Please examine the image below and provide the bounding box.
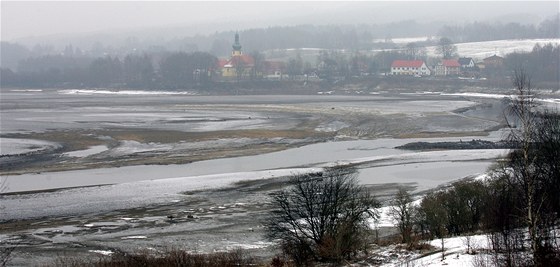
[435,59,461,76]
[391,60,431,76]
[483,54,504,67]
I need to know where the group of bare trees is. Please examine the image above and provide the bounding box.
[387,69,559,266]
[266,168,380,265]
[505,43,560,83]
[438,17,560,43]
[495,69,560,266]
[0,178,15,267]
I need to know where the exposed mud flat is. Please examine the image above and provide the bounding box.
[1,91,501,175]
[0,90,513,265]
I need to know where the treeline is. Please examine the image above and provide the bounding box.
[505,43,560,83]
[1,52,217,89]
[2,43,559,89]
[439,15,560,43]
[208,22,441,55]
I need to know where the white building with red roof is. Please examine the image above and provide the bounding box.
[391,60,431,76]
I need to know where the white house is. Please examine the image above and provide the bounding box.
[458,57,476,69]
[391,60,431,76]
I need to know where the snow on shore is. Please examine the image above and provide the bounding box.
[0,138,59,156]
[377,234,490,267]
[58,89,198,95]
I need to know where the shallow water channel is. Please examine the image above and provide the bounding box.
[2,133,507,220]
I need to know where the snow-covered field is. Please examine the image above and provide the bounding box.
[373,38,560,60]
[430,38,560,60]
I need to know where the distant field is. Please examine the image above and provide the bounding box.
[425,38,560,60]
[274,38,560,62]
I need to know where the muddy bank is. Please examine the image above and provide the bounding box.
[1,128,332,175]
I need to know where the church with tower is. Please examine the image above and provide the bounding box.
[219,32,255,78]
[218,32,285,80]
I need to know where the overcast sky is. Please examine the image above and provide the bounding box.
[2,1,559,41]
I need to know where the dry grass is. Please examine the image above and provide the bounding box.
[48,248,264,267]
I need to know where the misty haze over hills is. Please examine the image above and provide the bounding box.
[2,1,558,49]
[1,1,558,87]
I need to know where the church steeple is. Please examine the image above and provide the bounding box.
[232,32,242,56]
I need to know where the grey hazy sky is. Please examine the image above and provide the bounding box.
[2,1,559,41]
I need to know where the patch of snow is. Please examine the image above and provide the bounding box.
[474,173,491,181]
[58,89,198,96]
[224,241,274,250]
[315,121,349,132]
[89,250,114,256]
[64,145,108,158]
[540,98,560,104]
[441,92,514,99]
[108,141,172,156]
[377,231,492,267]
[10,89,43,92]
[374,36,430,44]
[0,138,59,156]
[121,235,148,239]
[441,92,559,108]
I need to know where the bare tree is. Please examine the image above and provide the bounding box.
[249,50,264,81]
[508,68,541,263]
[232,56,246,83]
[389,187,415,246]
[266,168,380,264]
[0,177,15,267]
[405,42,425,60]
[418,192,448,260]
[436,37,458,59]
[503,68,560,266]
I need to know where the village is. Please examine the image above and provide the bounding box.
[204,33,528,85]
[2,31,557,91]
